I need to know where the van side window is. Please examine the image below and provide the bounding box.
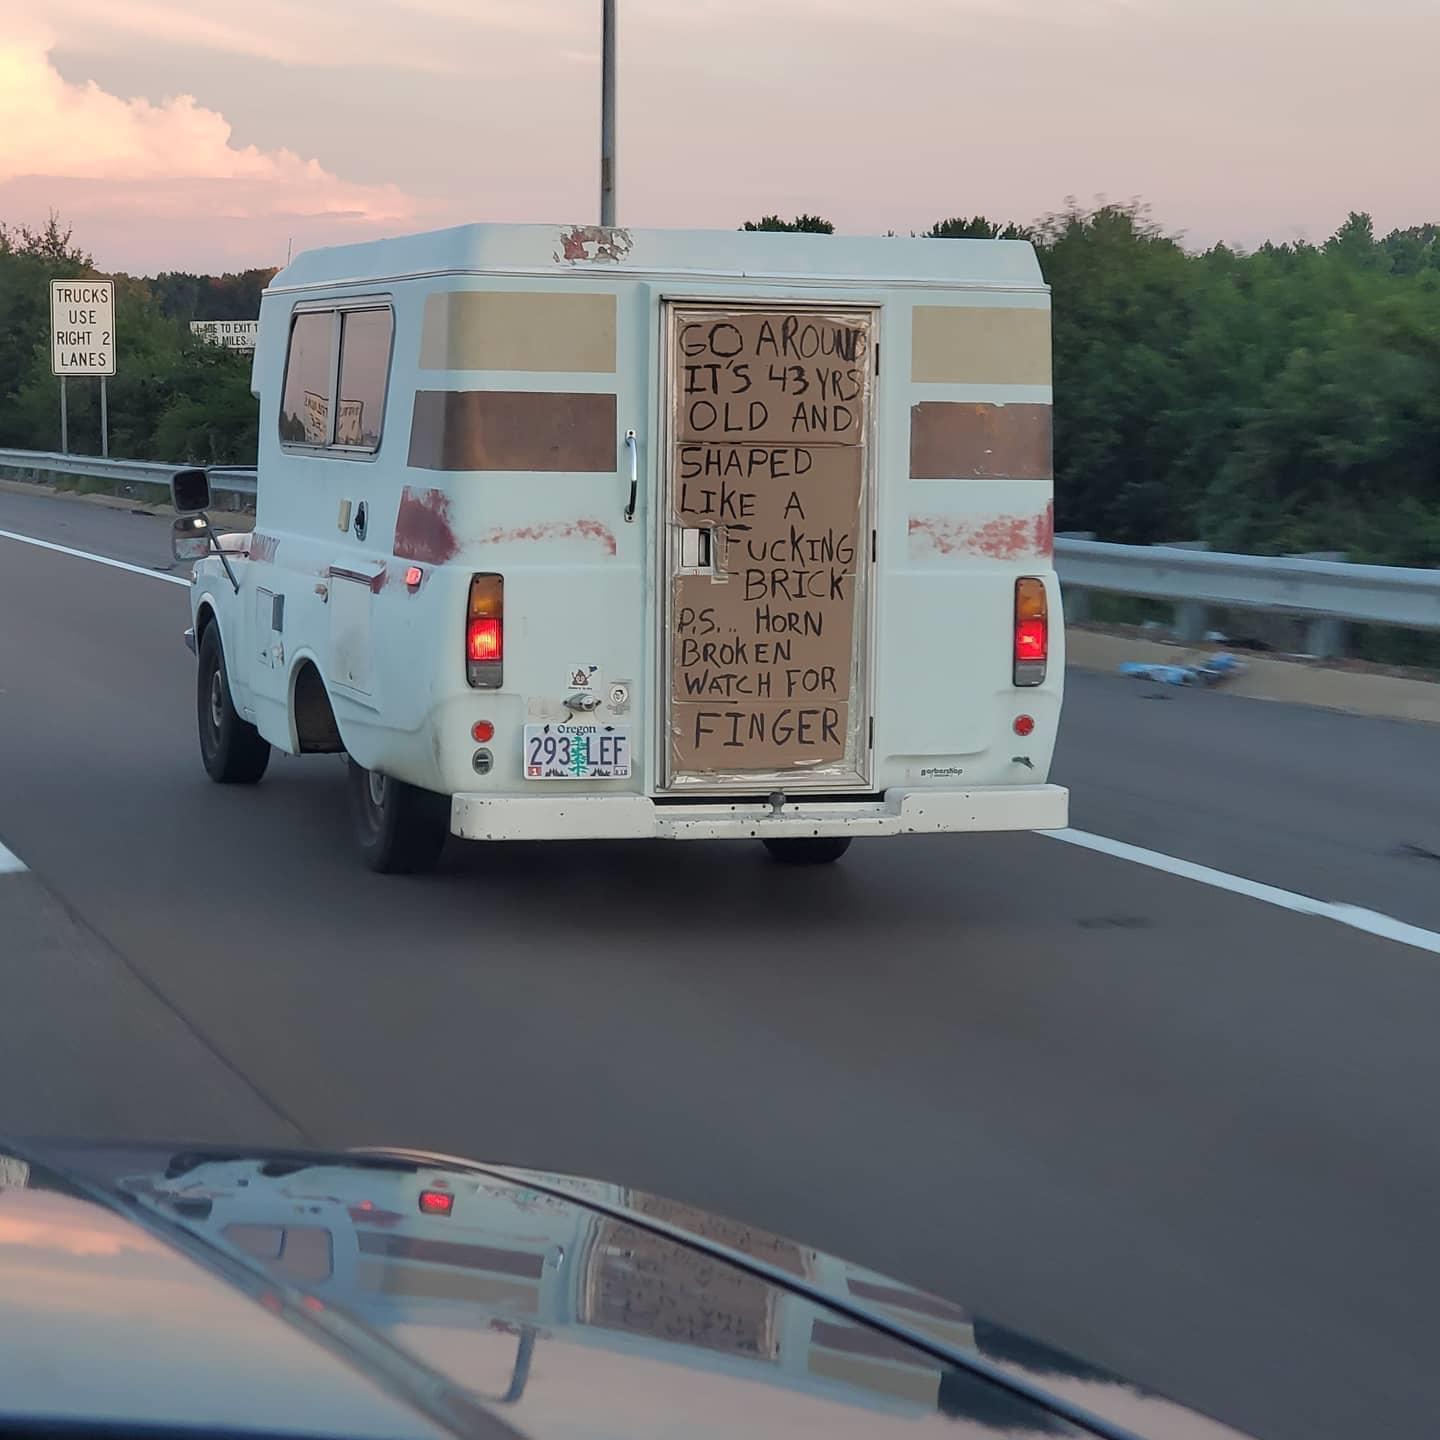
[336,309,393,450]
[279,311,336,445]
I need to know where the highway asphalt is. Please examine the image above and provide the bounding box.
[3,485,1440,1440]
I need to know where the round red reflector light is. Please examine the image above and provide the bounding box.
[1013,714,1035,737]
[471,720,495,743]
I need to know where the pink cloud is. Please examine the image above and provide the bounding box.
[0,30,428,271]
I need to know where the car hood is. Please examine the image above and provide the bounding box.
[3,1141,1251,1440]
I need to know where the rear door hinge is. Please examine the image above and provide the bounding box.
[870,528,877,564]
[868,715,875,750]
[874,342,880,378]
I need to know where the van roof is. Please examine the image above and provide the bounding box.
[268,223,1046,293]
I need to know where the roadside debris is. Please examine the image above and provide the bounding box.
[1119,652,1246,687]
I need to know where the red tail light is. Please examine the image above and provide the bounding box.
[467,574,503,688]
[1014,578,1048,686]
[467,617,502,662]
[418,1189,454,1217]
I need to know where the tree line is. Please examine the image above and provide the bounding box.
[3,206,1438,566]
[0,217,271,466]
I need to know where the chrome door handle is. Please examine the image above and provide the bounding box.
[623,430,638,523]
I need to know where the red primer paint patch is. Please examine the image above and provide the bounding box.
[553,224,634,264]
[247,532,279,564]
[394,486,460,564]
[477,518,617,556]
[1034,500,1054,557]
[909,511,1052,561]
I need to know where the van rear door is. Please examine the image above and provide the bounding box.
[660,304,876,793]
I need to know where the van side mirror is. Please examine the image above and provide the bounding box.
[172,514,210,561]
[172,467,212,515]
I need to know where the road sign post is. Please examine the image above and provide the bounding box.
[50,279,115,456]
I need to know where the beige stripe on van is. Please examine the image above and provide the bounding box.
[409,390,617,472]
[910,401,1052,480]
[910,305,1051,386]
[420,291,616,373]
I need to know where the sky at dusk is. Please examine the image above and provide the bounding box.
[3,0,1437,274]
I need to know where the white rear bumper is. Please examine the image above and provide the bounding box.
[450,784,1068,842]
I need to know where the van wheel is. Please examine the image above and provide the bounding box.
[761,836,852,865]
[197,624,270,784]
[347,759,449,874]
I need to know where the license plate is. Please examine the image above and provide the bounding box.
[523,724,631,780]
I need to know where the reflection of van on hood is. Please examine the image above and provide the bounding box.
[172,224,1066,873]
[132,1156,591,1327]
[134,1155,962,1420]
[92,1144,1254,1438]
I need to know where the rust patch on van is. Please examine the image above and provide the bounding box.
[477,519,617,556]
[909,402,1052,480]
[1035,499,1054,557]
[394,486,459,565]
[909,510,1053,561]
[554,225,634,264]
[247,532,279,564]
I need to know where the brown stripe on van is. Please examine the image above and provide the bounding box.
[420,291,616,373]
[810,1318,930,1368]
[408,390,617,472]
[909,402,1052,480]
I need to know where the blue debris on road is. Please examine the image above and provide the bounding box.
[1120,652,1246,687]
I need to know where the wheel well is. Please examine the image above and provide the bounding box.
[195,603,217,645]
[292,660,344,754]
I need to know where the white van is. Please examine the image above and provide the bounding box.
[173,223,1067,872]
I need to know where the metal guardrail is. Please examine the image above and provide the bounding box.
[3,448,1438,643]
[1054,539,1440,640]
[0,448,256,498]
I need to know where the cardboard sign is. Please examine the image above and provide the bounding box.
[668,309,871,780]
[676,310,869,447]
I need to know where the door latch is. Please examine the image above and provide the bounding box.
[679,527,713,570]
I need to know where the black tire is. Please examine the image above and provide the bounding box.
[197,623,270,784]
[347,758,449,874]
[761,836,852,866]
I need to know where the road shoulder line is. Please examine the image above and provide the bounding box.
[0,526,189,587]
[1048,826,1440,956]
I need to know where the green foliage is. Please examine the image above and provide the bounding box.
[0,214,264,463]
[742,214,835,233]
[926,216,1034,241]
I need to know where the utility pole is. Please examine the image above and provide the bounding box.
[600,0,616,225]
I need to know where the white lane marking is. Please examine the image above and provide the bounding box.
[1046,827,1440,957]
[0,839,27,875]
[0,527,189,587]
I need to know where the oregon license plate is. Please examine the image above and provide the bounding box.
[523,724,631,780]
